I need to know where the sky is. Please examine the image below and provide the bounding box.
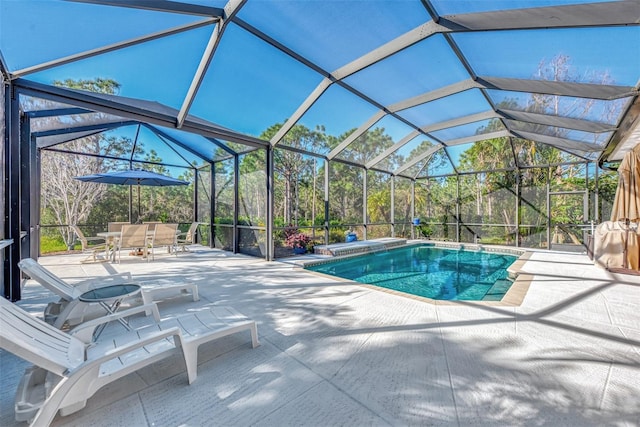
[1,0,638,169]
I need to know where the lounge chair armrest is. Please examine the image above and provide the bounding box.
[78,326,184,365]
[28,326,186,427]
[70,303,160,343]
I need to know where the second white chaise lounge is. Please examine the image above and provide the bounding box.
[18,258,199,329]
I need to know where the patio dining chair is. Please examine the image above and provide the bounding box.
[0,297,259,426]
[107,221,129,233]
[70,225,108,263]
[143,221,163,231]
[149,223,179,260]
[116,224,150,263]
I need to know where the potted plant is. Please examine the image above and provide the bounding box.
[286,232,312,254]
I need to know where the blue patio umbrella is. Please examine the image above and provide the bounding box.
[75,169,189,222]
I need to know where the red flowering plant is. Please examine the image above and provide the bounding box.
[283,225,312,252]
[285,232,312,251]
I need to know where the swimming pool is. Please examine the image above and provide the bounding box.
[306,245,519,301]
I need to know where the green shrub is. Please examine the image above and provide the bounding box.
[329,228,348,243]
[479,236,505,245]
[417,224,434,238]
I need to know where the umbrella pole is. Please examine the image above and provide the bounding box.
[137,183,141,224]
[128,186,133,223]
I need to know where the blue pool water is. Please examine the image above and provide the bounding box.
[306,245,518,301]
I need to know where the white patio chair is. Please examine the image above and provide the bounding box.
[0,297,259,426]
[177,222,200,252]
[18,258,199,329]
[70,225,108,263]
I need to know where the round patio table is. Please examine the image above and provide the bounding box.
[79,283,141,340]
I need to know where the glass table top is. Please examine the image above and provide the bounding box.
[79,284,141,302]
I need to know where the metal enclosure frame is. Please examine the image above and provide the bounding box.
[1,0,639,298]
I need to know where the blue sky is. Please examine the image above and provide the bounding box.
[1,0,638,169]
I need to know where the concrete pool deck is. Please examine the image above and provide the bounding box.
[1,245,639,426]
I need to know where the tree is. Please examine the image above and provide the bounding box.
[326,127,395,225]
[238,150,267,224]
[213,155,235,221]
[42,146,110,248]
[262,123,327,225]
[39,78,127,248]
[411,139,449,221]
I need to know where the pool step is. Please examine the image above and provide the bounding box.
[456,285,492,300]
[313,238,407,257]
[482,279,514,300]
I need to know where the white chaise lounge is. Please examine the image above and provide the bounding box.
[18,258,199,329]
[0,298,259,426]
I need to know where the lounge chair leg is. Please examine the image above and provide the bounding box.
[184,345,198,385]
[250,323,260,348]
[31,405,60,427]
[140,292,161,321]
[190,285,199,301]
[30,377,87,427]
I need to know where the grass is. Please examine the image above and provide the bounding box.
[40,235,78,254]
